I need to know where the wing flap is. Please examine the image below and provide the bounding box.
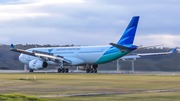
[10,44,72,64]
[119,48,177,60]
[11,48,35,56]
[137,48,177,56]
[137,52,169,56]
[34,53,72,63]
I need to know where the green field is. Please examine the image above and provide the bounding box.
[0,73,180,101]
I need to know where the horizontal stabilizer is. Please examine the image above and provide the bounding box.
[110,43,129,49]
[109,43,130,52]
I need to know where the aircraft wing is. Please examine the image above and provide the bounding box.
[10,44,72,64]
[120,48,177,60]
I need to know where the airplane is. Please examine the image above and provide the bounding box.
[10,16,177,73]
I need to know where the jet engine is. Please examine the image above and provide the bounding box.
[29,59,48,70]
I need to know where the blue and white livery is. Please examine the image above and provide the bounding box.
[10,16,176,73]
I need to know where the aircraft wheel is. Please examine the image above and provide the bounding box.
[90,69,94,73]
[86,69,90,73]
[93,68,97,73]
[65,68,69,73]
[62,68,65,73]
[29,69,33,72]
[58,68,62,73]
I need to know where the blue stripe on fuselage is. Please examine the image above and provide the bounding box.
[95,47,133,64]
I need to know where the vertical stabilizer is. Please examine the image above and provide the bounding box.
[117,16,139,47]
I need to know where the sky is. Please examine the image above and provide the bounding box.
[0,0,179,47]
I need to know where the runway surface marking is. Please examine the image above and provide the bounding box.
[38,89,180,98]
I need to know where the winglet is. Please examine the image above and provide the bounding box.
[169,48,177,53]
[11,44,14,49]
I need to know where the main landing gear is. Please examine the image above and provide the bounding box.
[57,61,69,73]
[58,68,69,73]
[86,64,98,73]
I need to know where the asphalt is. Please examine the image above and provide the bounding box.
[38,89,180,98]
[1,70,180,75]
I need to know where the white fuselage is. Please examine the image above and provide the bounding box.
[19,45,121,66]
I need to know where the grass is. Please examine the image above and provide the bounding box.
[0,73,180,100]
[0,93,43,101]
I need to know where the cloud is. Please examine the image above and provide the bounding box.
[0,0,179,47]
[134,34,180,47]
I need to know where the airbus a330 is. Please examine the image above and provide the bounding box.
[10,16,176,73]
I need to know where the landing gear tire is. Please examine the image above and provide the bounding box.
[58,68,69,73]
[65,68,69,73]
[92,64,98,73]
[58,68,62,73]
[93,68,97,73]
[90,69,94,73]
[86,68,97,73]
[86,68,90,73]
[62,68,65,73]
[29,69,34,72]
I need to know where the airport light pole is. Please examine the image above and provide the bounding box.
[24,64,27,71]
[132,60,134,73]
[117,59,120,72]
[76,66,79,71]
[117,59,135,73]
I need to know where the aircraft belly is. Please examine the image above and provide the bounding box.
[95,50,131,64]
[76,47,110,64]
[77,52,104,64]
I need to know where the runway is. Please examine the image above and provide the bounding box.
[38,89,180,98]
[1,70,180,75]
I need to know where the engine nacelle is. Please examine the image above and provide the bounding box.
[29,59,48,70]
